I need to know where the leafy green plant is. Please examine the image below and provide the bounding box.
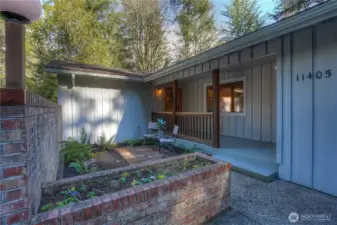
[60,138,93,164]
[183,158,192,170]
[97,132,116,150]
[41,203,53,212]
[120,177,126,184]
[156,118,166,131]
[88,191,96,198]
[69,160,98,174]
[193,165,200,169]
[63,197,79,204]
[120,172,129,184]
[156,174,165,180]
[79,185,88,192]
[80,126,91,145]
[140,178,150,183]
[56,201,65,208]
[136,170,142,178]
[131,179,141,186]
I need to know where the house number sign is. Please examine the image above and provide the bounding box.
[296,69,332,82]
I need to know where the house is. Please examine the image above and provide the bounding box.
[46,1,337,197]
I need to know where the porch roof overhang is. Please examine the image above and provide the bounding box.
[144,0,337,82]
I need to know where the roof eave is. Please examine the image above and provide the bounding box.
[144,0,337,82]
[46,68,145,82]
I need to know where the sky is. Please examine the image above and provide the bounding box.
[212,0,277,29]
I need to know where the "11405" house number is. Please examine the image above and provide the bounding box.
[296,69,332,82]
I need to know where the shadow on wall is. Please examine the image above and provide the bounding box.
[58,75,152,142]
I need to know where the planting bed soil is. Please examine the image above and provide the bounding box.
[62,148,129,179]
[39,155,213,212]
[32,153,231,225]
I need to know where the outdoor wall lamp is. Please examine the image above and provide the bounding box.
[156,88,163,96]
[0,0,42,24]
[0,0,42,89]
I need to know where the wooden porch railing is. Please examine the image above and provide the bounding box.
[152,112,213,145]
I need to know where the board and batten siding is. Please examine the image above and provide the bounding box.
[152,64,277,144]
[178,63,276,144]
[277,18,337,196]
[58,76,151,143]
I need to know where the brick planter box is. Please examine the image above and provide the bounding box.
[31,153,231,225]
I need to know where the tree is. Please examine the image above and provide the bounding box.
[221,0,265,41]
[173,0,218,60]
[271,0,328,21]
[24,0,125,102]
[121,0,171,72]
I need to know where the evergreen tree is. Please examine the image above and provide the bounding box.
[173,0,218,60]
[25,0,124,101]
[121,0,171,72]
[221,0,265,41]
[271,0,328,21]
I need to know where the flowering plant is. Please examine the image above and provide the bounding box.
[156,118,166,131]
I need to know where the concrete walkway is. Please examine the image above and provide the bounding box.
[207,172,337,225]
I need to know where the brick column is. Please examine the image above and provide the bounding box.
[0,89,61,224]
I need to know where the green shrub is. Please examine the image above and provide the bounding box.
[80,126,91,145]
[69,160,98,174]
[97,132,116,150]
[60,138,93,164]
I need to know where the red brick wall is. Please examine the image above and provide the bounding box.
[0,88,62,224]
[31,153,231,225]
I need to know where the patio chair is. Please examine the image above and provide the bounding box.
[159,125,179,152]
[143,122,159,139]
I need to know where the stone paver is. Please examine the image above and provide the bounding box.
[207,172,337,225]
[115,146,176,164]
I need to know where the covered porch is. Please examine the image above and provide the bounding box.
[151,51,277,180]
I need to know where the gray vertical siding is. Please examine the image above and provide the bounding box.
[150,18,337,196]
[277,19,337,196]
[58,76,151,143]
[176,63,277,143]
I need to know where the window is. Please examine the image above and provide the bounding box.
[206,80,244,113]
[220,81,244,112]
[206,86,213,112]
[164,88,173,111]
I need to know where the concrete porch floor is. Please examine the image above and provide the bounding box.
[175,136,277,180]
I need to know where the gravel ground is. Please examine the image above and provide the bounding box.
[207,172,337,225]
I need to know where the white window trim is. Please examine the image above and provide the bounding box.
[203,76,246,116]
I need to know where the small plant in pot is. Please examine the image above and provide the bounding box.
[156,118,166,138]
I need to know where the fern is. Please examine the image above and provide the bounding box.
[60,138,93,164]
[80,126,92,145]
[69,160,98,174]
[97,132,116,150]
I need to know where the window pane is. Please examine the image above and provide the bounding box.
[233,82,244,112]
[207,86,213,112]
[220,87,231,112]
[164,88,173,111]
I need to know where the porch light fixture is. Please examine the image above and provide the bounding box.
[0,0,42,24]
[0,0,42,88]
[156,88,162,96]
